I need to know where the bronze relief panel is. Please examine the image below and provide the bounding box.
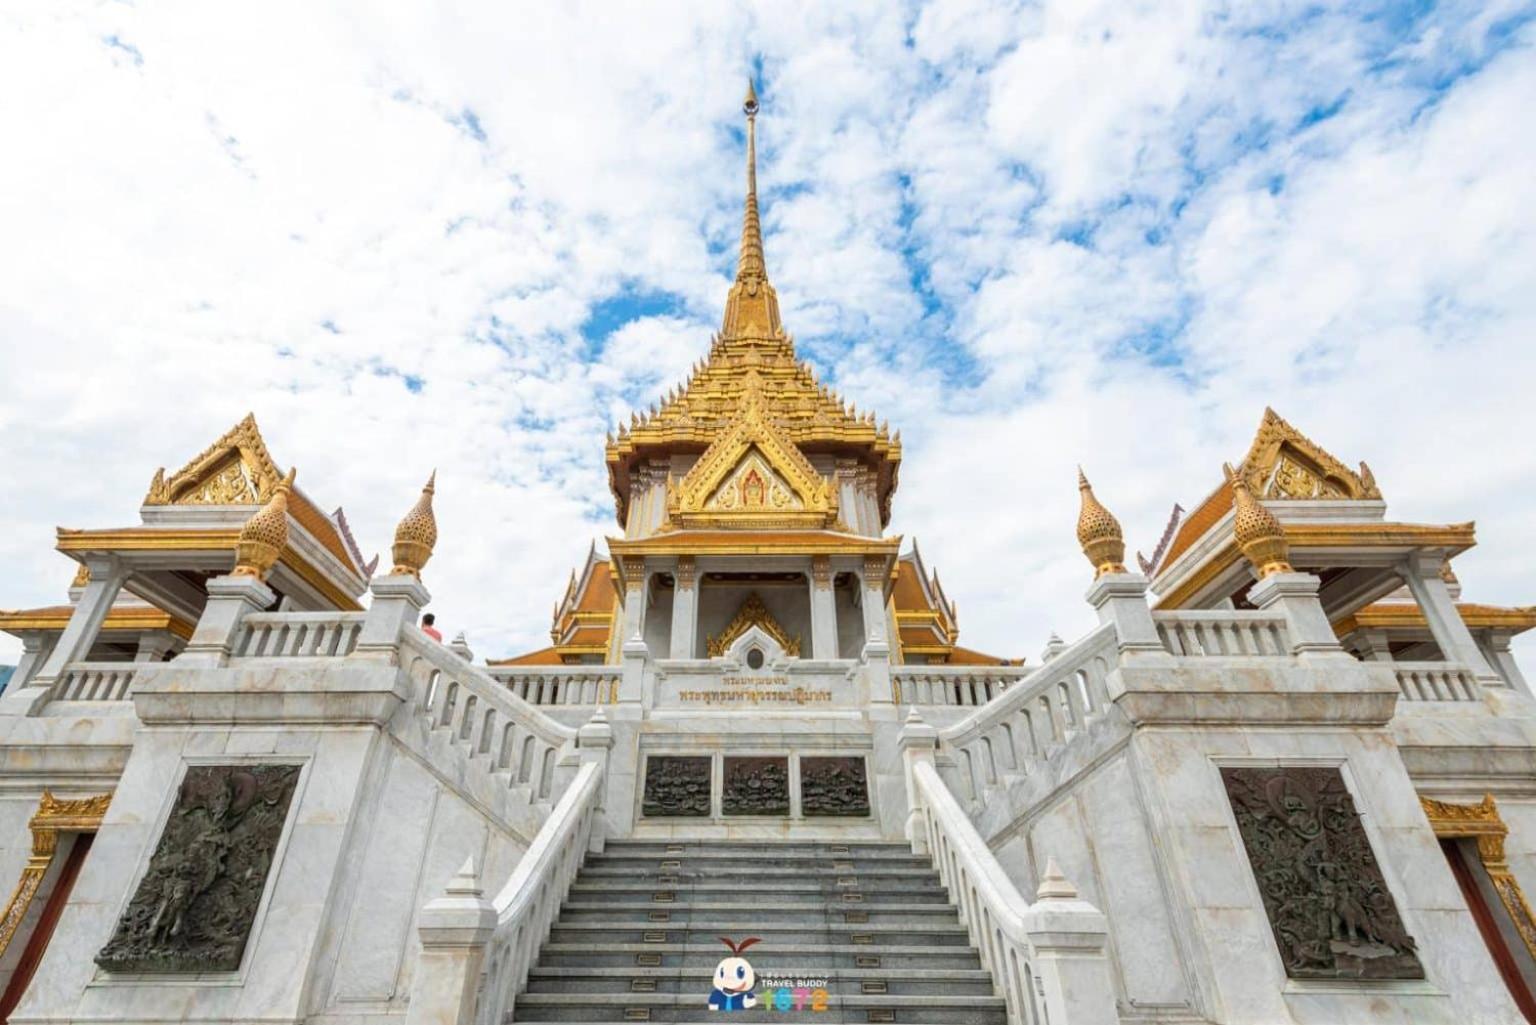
[641,756,712,817]
[96,763,302,974]
[722,756,790,816]
[800,756,870,817]
[1221,765,1422,980]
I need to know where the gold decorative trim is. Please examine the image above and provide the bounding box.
[0,791,112,961]
[143,413,283,507]
[1239,407,1382,501]
[706,593,801,658]
[1421,793,1536,960]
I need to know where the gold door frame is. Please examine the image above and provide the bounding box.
[0,791,112,960]
[1422,793,1536,959]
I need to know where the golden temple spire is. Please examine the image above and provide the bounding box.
[720,78,782,340]
[1226,462,1292,577]
[233,467,295,580]
[1076,467,1127,578]
[391,471,438,578]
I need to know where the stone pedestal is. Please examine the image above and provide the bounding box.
[404,858,497,1025]
[1085,573,1166,658]
[1247,572,1349,659]
[356,574,430,659]
[177,574,275,666]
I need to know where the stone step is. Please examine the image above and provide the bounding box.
[524,966,995,998]
[533,943,986,972]
[558,902,961,926]
[566,883,952,905]
[577,864,941,882]
[587,855,932,875]
[602,841,914,856]
[545,921,972,947]
[506,991,1006,1024]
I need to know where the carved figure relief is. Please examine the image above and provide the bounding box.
[800,757,870,817]
[705,451,802,513]
[722,757,789,816]
[1221,766,1422,980]
[96,764,301,974]
[642,756,711,817]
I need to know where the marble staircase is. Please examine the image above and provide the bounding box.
[507,839,1006,1024]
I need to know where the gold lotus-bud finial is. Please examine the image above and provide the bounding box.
[1226,462,1292,577]
[1076,467,1127,578]
[391,471,438,577]
[232,467,295,580]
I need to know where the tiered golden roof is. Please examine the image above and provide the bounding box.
[603,82,901,527]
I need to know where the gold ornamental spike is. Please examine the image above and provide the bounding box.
[233,467,295,580]
[1076,467,1127,578]
[1226,463,1292,577]
[391,471,439,578]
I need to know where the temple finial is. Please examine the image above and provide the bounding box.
[737,79,765,284]
[391,471,438,578]
[719,77,781,338]
[233,467,295,581]
[1226,463,1292,577]
[1076,467,1127,579]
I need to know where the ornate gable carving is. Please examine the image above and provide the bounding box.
[667,374,838,529]
[144,414,284,506]
[1238,408,1382,501]
[707,593,801,658]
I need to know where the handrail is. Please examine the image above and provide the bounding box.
[1393,660,1482,702]
[1151,610,1290,657]
[934,623,1118,806]
[912,761,1041,1025]
[398,631,576,801]
[891,665,1030,706]
[475,760,602,1025]
[230,611,367,659]
[942,622,1117,749]
[52,662,139,702]
[484,665,622,706]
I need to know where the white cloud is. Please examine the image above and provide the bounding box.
[0,0,1532,676]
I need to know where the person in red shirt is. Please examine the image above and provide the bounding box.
[421,613,443,642]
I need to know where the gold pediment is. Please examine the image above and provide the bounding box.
[707,592,801,658]
[667,374,837,529]
[144,413,284,506]
[1238,408,1382,501]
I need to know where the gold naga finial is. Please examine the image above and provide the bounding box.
[391,471,439,577]
[1226,462,1292,577]
[232,467,295,580]
[1076,467,1127,578]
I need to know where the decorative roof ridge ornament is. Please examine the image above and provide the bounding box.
[144,411,284,506]
[1238,406,1383,501]
[1226,461,1293,577]
[1076,467,1127,578]
[232,467,295,580]
[391,471,438,577]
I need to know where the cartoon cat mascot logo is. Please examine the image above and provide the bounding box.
[708,935,761,1011]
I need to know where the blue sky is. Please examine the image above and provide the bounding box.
[0,1,1533,666]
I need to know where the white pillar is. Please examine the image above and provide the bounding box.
[860,556,893,704]
[404,857,497,1025]
[898,709,939,853]
[809,556,838,660]
[1247,572,1349,659]
[1400,553,1501,683]
[1351,628,1394,662]
[29,555,128,686]
[619,557,649,704]
[133,633,179,663]
[9,634,55,691]
[1084,572,1166,658]
[669,557,698,659]
[1484,631,1531,696]
[354,574,430,660]
[177,575,277,666]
